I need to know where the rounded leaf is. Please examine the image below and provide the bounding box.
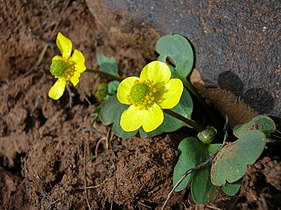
[191,166,218,204]
[173,137,208,192]
[221,180,242,196]
[96,54,120,78]
[211,130,266,186]
[233,115,276,138]
[156,34,194,79]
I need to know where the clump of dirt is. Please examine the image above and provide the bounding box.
[0,1,280,210]
[103,136,181,208]
[239,157,281,209]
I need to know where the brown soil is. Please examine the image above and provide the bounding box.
[0,1,280,210]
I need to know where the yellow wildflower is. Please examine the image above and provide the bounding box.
[117,61,183,132]
[48,32,86,100]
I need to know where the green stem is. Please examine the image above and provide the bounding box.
[164,109,204,132]
[182,79,220,128]
[86,68,122,81]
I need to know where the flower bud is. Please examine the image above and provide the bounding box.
[198,126,217,144]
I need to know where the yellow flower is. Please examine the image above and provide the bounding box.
[117,61,183,132]
[48,32,86,100]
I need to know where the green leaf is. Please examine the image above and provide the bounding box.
[192,166,219,204]
[211,130,266,186]
[107,80,120,95]
[139,88,193,137]
[172,88,193,120]
[173,137,208,192]
[191,144,222,204]
[221,179,242,196]
[99,96,137,138]
[156,34,194,79]
[96,54,120,78]
[208,144,222,155]
[233,115,276,138]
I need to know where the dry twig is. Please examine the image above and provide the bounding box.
[66,84,74,108]
[83,143,92,210]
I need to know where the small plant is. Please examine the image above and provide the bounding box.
[171,115,275,205]
[47,32,277,207]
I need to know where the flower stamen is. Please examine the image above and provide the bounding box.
[50,60,68,77]
[50,59,76,80]
[129,82,155,108]
[63,60,75,80]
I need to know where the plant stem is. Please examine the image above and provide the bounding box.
[86,68,122,81]
[164,109,204,132]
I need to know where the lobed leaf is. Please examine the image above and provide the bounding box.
[96,54,120,78]
[233,115,276,138]
[156,34,194,79]
[211,130,266,186]
[173,137,208,192]
[208,144,222,155]
[221,179,242,196]
[107,80,120,95]
[191,166,219,204]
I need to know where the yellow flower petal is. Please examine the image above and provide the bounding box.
[140,61,171,84]
[158,78,183,109]
[70,71,80,86]
[52,55,63,62]
[72,49,86,73]
[117,77,139,105]
[120,105,143,132]
[56,32,72,58]
[48,78,66,100]
[142,103,164,132]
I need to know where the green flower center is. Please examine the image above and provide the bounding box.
[129,82,156,107]
[50,60,68,77]
[130,83,149,104]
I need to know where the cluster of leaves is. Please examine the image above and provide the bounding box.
[94,34,277,204]
[173,115,276,204]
